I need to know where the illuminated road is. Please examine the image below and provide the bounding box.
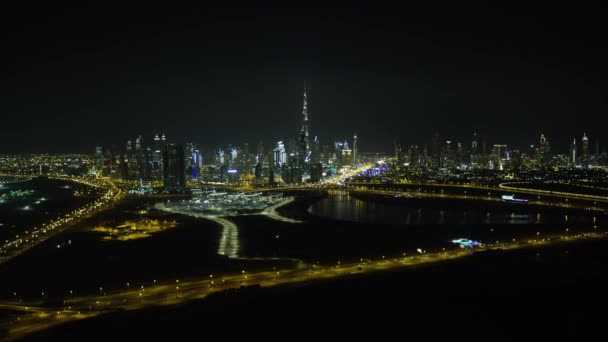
[259,196,302,223]
[1,230,606,341]
[0,177,123,265]
[347,188,607,213]
[155,197,300,258]
[321,164,374,185]
[498,182,608,202]
[348,181,608,204]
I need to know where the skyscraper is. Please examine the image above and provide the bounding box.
[431,132,440,169]
[539,134,550,167]
[152,134,163,181]
[256,141,264,163]
[582,133,590,169]
[273,141,287,169]
[94,146,104,175]
[394,141,401,162]
[163,143,186,192]
[570,139,577,166]
[471,130,479,167]
[481,135,488,169]
[352,133,358,167]
[310,162,322,183]
[298,85,310,167]
[311,136,320,164]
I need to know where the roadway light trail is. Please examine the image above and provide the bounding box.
[1,230,606,341]
[0,177,123,265]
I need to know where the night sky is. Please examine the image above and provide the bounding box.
[1,4,607,154]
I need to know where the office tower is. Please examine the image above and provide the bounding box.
[321,144,331,165]
[511,149,522,173]
[267,153,275,186]
[310,162,323,183]
[163,143,186,191]
[570,139,577,166]
[352,133,358,167]
[394,140,400,160]
[257,141,264,163]
[539,134,550,166]
[481,135,488,169]
[94,146,104,174]
[273,141,287,169]
[422,144,428,166]
[340,148,352,168]
[149,134,162,181]
[311,136,320,164]
[491,144,507,171]
[254,162,262,180]
[582,133,590,168]
[431,132,440,169]
[395,142,402,163]
[444,140,453,168]
[471,130,479,166]
[456,142,463,167]
[408,145,419,166]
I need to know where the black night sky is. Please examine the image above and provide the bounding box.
[1,4,607,154]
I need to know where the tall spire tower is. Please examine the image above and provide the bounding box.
[298,83,310,167]
[301,84,310,153]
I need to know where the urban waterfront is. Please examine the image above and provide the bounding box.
[2,4,608,340]
[1,173,608,340]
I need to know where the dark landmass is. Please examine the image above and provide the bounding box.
[17,238,608,341]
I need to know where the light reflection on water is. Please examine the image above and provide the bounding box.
[308,191,596,225]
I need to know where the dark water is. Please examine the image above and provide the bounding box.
[308,191,602,225]
[0,178,94,241]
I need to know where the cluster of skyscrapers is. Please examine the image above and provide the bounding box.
[393,131,606,173]
[92,86,361,191]
[88,84,606,191]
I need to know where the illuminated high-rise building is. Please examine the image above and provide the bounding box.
[340,148,352,168]
[256,141,264,163]
[94,146,104,174]
[481,135,488,169]
[570,138,577,166]
[408,145,419,166]
[152,134,163,181]
[471,130,479,165]
[394,141,402,163]
[352,133,358,167]
[594,138,601,165]
[273,141,287,169]
[444,140,453,168]
[456,142,463,167]
[153,134,161,151]
[511,149,522,172]
[310,162,322,183]
[539,134,550,166]
[163,143,186,191]
[311,136,320,164]
[431,132,440,169]
[582,133,590,168]
[491,144,507,170]
[298,85,310,167]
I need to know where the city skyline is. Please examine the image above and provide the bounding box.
[2,4,608,153]
[2,4,608,340]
